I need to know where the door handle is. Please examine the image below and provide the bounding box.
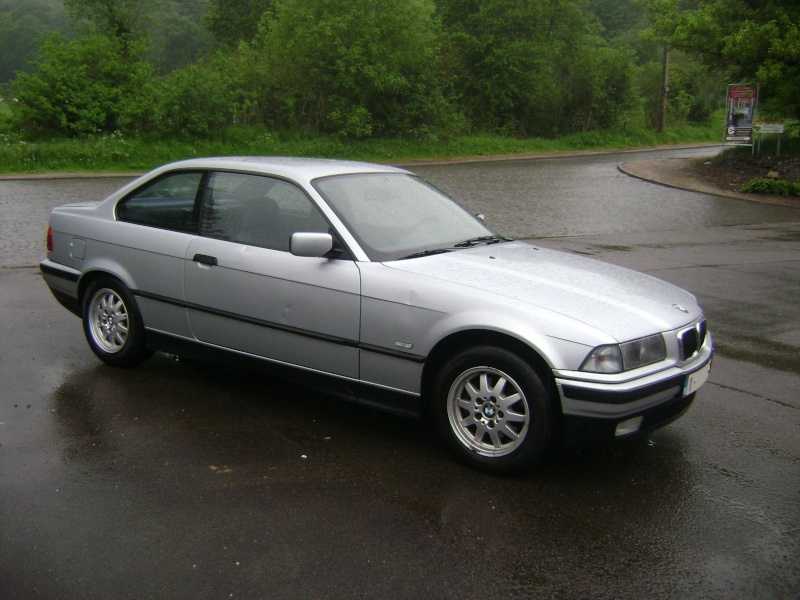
[193,254,218,266]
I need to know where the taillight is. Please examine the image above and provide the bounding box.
[46,227,53,252]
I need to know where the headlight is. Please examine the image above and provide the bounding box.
[580,344,623,373]
[580,334,666,373]
[621,334,666,369]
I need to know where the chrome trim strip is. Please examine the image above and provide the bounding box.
[136,291,428,363]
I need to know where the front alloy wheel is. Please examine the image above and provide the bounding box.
[435,346,554,474]
[447,366,529,457]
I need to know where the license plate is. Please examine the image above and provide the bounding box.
[683,362,711,396]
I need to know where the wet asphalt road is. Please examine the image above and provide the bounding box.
[1,148,799,599]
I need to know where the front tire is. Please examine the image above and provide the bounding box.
[433,346,555,475]
[82,277,152,367]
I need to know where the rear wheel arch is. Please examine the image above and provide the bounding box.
[80,274,153,367]
[78,269,135,304]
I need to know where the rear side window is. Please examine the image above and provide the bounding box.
[117,172,203,233]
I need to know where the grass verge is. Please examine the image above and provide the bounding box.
[0,116,725,175]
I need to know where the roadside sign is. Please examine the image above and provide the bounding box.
[754,122,785,134]
[724,84,757,147]
[754,120,786,155]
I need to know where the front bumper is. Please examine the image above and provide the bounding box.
[555,337,713,449]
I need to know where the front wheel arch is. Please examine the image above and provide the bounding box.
[431,343,559,475]
[421,330,557,413]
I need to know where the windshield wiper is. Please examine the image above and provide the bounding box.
[400,248,455,260]
[401,236,511,259]
[453,235,509,248]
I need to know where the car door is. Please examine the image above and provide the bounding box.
[183,171,361,379]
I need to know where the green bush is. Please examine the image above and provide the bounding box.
[139,61,234,138]
[259,0,454,138]
[741,177,800,197]
[9,33,152,136]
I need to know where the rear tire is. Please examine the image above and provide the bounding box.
[82,277,153,367]
[433,346,555,475]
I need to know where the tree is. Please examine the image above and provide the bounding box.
[437,0,640,136]
[259,0,452,137]
[641,0,800,120]
[202,0,274,47]
[590,0,646,37]
[138,59,233,137]
[61,0,157,38]
[146,2,218,74]
[560,44,640,132]
[9,33,152,135]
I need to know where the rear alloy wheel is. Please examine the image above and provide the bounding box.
[82,278,152,367]
[434,346,554,474]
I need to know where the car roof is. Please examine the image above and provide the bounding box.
[159,157,410,183]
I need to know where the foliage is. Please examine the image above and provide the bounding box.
[203,0,274,47]
[559,44,641,133]
[209,46,275,127]
[61,0,153,38]
[134,42,275,138]
[3,0,764,144]
[259,0,452,138]
[641,0,800,121]
[8,33,152,136]
[638,50,725,128]
[667,54,726,123]
[437,0,642,136]
[740,177,800,197]
[439,0,568,135]
[136,61,233,138]
[591,0,647,36]
[146,2,218,75]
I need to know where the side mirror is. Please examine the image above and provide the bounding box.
[475,213,486,224]
[290,232,334,258]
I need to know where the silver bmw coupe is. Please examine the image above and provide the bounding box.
[41,157,713,474]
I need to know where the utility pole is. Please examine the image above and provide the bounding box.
[657,44,669,134]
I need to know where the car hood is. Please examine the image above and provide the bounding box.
[385,241,700,341]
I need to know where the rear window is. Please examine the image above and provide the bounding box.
[117,171,203,233]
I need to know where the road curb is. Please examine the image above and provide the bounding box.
[618,159,800,208]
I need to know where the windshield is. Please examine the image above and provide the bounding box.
[313,173,500,261]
